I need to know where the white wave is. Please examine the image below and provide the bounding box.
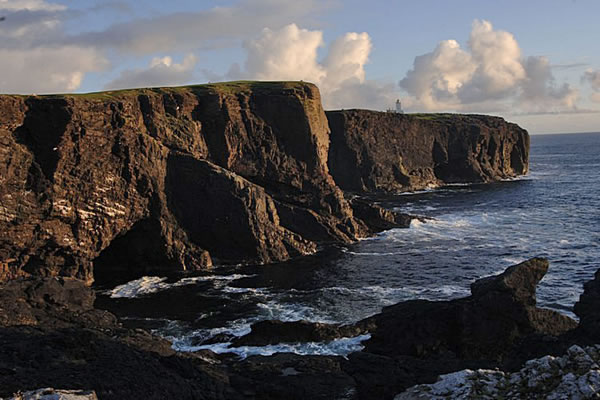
[109,276,170,298]
[256,301,338,323]
[108,273,257,298]
[320,284,469,302]
[221,286,268,294]
[174,334,371,359]
[341,248,404,256]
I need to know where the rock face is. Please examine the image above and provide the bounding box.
[4,388,98,400]
[0,82,406,285]
[569,269,600,345]
[326,110,529,192]
[362,258,576,362]
[345,258,578,399]
[395,345,600,400]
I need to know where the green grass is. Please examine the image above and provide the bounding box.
[410,113,455,120]
[2,81,315,100]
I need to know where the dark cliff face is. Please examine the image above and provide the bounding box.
[0,82,371,284]
[326,110,529,193]
[0,83,529,285]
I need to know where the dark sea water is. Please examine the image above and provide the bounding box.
[100,132,600,358]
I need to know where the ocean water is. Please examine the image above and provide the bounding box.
[98,132,600,357]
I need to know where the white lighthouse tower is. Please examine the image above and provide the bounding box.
[395,99,403,114]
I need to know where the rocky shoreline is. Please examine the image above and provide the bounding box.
[0,81,552,398]
[1,258,599,399]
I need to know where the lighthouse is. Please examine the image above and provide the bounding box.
[395,99,403,114]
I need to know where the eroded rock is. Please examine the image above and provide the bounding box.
[327,110,529,193]
[362,258,577,362]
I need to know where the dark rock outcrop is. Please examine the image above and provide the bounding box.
[362,258,576,362]
[0,82,412,285]
[571,269,600,344]
[1,259,596,400]
[0,277,239,399]
[231,319,365,347]
[326,110,529,193]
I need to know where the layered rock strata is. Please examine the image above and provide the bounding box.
[0,83,530,285]
[327,110,529,193]
[0,82,401,285]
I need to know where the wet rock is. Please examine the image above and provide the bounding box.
[231,320,366,347]
[4,388,98,400]
[0,278,239,400]
[573,269,600,343]
[361,258,577,363]
[230,353,357,400]
[327,110,529,193]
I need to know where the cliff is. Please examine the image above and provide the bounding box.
[0,82,529,285]
[327,110,529,192]
[0,82,404,285]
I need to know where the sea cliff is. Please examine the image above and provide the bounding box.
[0,82,528,286]
[327,110,529,192]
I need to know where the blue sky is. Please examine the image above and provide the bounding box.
[1,0,599,134]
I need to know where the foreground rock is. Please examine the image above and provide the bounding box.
[362,258,576,362]
[4,258,591,399]
[327,110,529,193]
[0,278,238,400]
[395,345,600,400]
[573,269,600,344]
[344,258,578,399]
[4,388,98,400]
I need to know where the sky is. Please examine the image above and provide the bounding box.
[1,0,599,134]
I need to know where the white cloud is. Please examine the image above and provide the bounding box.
[243,24,325,83]
[521,56,578,110]
[322,32,370,89]
[399,39,476,110]
[583,69,600,103]
[0,0,65,12]
[104,54,197,90]
[400,19,578,113]
[0,46,106,93]
[459,20,525,102]
[221,23,396,110]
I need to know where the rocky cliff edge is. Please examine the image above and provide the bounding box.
[0,83,529,285]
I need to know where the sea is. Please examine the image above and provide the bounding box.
[97,132,600,359]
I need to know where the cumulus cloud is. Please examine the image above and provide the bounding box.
[399,39,475,110]
[521,56,578,109]
[583,69,600,103]
[104,54,197,90]
[243,24,325,83]
[220,23,396,110]
[400,19,578,113]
